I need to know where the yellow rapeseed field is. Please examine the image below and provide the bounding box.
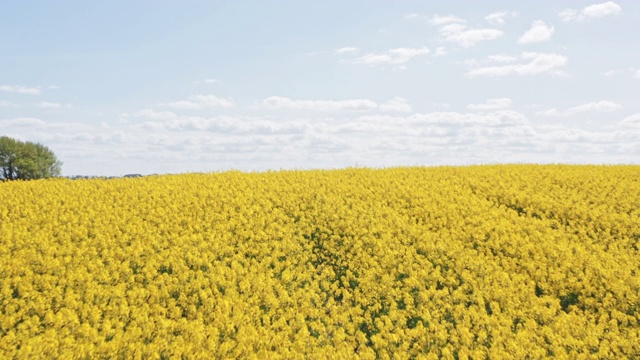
[1,165,639,359]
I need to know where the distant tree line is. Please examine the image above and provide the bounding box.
[0,136,62,181]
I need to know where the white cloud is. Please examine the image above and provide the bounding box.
[518,21,555,44]
[36,102,72,109]
[487,54,518,63]
[48,85,60,90]
[434,47,447,57]
[261,96,378,111]
[152,117,214,132]
[430,15,465,26]
[260,96,412,113]
[560,1,622,22]
[193,78,220,85]
[438,23,503,48]
[559,10,580,22]
[137,114,307,136]
[404,13,420,20]
[603,70,619,76]
[380,97,412,112]
[485,11,517,25]
[536,125,620,145]
[69,131,129,145]
[0,85,41,95]
[349,47,430,67]
[620,113,640,127]
[467,98,513,111]
[0,100,19,107]
[406,110,529,127]
[37,102,61,108]
[635,70,640,79]
[536,100,622,117]
[467,52,568,77]
[583,1,622,18]
[334,47,359,54]
[163,95,235,109]
[0,117,47,127]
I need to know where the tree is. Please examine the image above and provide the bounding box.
[0,136,62,181]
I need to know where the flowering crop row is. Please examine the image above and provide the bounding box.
[0,165,639,358]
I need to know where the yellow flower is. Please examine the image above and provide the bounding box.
[1,165,639,357]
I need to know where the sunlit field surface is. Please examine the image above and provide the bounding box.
[1,165,639,359]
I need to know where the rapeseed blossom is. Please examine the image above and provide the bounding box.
[0,165,639,358]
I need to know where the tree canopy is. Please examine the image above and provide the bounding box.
[0,136,62,181]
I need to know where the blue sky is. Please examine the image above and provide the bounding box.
[1,1,639,176]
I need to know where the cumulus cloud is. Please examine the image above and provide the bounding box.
[582,2,622,18]
[0,117,47,127]
[259,96,414,113]
[485,11,517,25]
[307,111,533,150]
[348,47,430,67]
[334,47,359,54]
[70,131,129,145]
[36,102,72,109]
[0,85,41,95]
[261,96,378,111]
[560,1,622,22]
[37,102,62,109]
[536,125,621,145]
[518,21,555,44]
[147,117,215,132]
[162,95,235,109]
[467,52,568,77]
[635,70,640,79]
[434,47,448,57]
[379,97,412,112]
[536,100,622,117]
[620,113,640,127]
[406,110,528,127]
[404,13,420,20]
[137,114,307,136]
[467,98,513,111]
[437,22,503,48]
